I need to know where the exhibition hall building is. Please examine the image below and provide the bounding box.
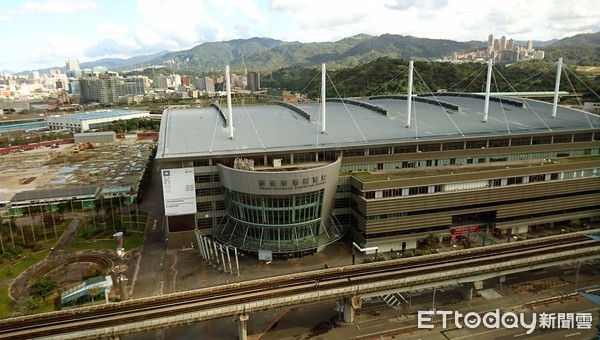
[156,90,600,259]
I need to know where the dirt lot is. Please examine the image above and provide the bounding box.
[0,136,153,203]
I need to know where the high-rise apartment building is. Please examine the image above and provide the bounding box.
[248,72,260,92]
[153,74,169,89]
[506,38,514,51]
[500,36,507,51]
[487,34,494,54]
[181,76,190,87]
[66,59,80,71]
[79,75,118,104]
[118,76,146,96]
[194,76,215,93]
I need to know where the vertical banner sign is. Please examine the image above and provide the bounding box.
[161,168,197,216]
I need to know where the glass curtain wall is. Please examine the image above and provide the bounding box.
[223,189,324,242]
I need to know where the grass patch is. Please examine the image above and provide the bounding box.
[0,286,15,319]
[35,299,56,314]
[65,230,144,253]
[0,250,50,280]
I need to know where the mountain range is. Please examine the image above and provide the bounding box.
[13,32,600,75]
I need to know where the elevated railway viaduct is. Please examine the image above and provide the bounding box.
[0,231,598,340]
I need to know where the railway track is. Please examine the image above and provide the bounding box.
[0,232,598,339]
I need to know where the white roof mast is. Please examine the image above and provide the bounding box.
[226,65,234,139]
[321,63,327,134]
[552,57,563,119]
[483,58,493,123]
[406,60,414,127]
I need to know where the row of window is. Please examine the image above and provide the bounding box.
[196,200,225,212]
[354,132,596,156]
[341,148,597,173]
[190,132,598,169]
[233,222,321,242]
[359,168,598,200]
[224,189,324,226]
[358,189,600,222]
[48,122,81,127]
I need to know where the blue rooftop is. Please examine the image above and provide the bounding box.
[67,109,147,120]
[0,121,47,132]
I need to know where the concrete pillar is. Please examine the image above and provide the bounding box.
[117,274,129,301]
[460,286,473,301]
[343,296,362,323]
[237,314,249,340]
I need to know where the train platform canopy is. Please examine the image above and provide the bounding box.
[60,275,113,307]
[156,94,600,159]
[585,232,600,242]
[10,186,100,206]
[577,285,600,305]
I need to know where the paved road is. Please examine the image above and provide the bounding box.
[130,161,166,299]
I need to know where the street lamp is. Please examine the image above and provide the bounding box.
[432,287,444,311]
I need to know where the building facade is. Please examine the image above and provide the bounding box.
[47,110,149,132]
[214,158,343,257]
[156,95,600,257]
[248,72,260,92]
[79,75,118,104]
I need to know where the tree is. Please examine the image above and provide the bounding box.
[426,233,440,250]
[29,277,59,299]
[81,264,103,281]
[88,287,101,304]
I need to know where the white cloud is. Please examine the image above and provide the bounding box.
[268,0,599,42]
[5,0,600,72]
[30,35,91,66]
[16,0,96,15]
[137,0,223,46]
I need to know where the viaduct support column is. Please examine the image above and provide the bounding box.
[343,296,362,323]
[238,314,249,340]
[460,283,474,301]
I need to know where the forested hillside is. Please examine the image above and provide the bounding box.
[262,57,600,100]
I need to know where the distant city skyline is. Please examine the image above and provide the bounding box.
[0,0,599,72]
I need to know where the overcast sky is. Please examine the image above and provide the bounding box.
[1,0,598,72]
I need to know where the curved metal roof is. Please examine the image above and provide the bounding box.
[157,94,600,159]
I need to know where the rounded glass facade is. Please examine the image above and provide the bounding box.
[214,158,344,256]
[224,189,324,242]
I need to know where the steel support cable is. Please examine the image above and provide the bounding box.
[414,67,464,137]
[493,65,553,132]
[449,63,488,94]
[491,71,512,134]
[562,65,596,128]
[562,64,600,99]
[233,92,266,149]
[326,72,369,144]
[509,68,552,92]
[299,70,321,98]
[209,106,220,153]
[369,68,408,97]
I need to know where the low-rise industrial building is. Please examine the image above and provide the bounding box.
[47,110,149,132]
[74,131,117,144]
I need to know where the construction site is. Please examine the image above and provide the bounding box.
[0,134,155,206]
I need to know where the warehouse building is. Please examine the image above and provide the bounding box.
[156,89,600,258]
[47,109,149,132]
[74,131,117,144]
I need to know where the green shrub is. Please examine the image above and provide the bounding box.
[30,277,58,299]
[9,246,23,256]
[415,249,432,256]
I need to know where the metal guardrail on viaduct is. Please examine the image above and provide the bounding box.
[1,231,599,340]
